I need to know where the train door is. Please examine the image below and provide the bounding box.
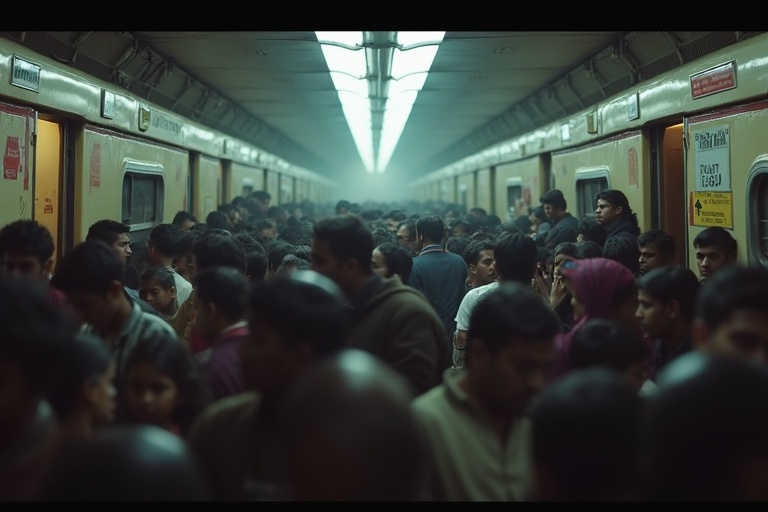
[33,118,65,267]
[649,123,686,266]
[0,103,34,229]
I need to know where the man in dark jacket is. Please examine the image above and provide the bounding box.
[311,214,447,396]
[540,190,579,251]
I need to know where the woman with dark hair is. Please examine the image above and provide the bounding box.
[118,335,210,436]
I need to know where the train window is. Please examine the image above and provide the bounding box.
[121,167,164,230]
[575,167,610,221]
[747,163,768,266]
[506,177,523,220]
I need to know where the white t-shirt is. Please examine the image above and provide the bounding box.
[454,281,500,331]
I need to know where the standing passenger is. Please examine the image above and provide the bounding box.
[637,229,675,276]
[595,189,641,243]
[409,214,469,342]
[540,190,579,251]
[311,214,446,395]
[692,226,737,281]
[147,224,193,307]
[413,283,559,501]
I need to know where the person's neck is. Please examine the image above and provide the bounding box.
[151,256,174,268]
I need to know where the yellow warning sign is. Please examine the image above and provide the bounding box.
[689,191,733,229]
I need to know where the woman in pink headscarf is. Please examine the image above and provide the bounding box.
[546,257,644,382]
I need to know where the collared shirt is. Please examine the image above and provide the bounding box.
[417,244,444,256]
[82,298,177,382]
[196,321,248,401]
[412,369,532,501]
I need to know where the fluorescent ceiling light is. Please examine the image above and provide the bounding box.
[316,31,445,174]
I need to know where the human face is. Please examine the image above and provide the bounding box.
[472,338,555,417]
[124,362,180,429]
[636,289,674,339]
[595,199,620,226]
[65,285,122,328]
[385,218,400,232]
[471,249,496,287]
[241,313,300,394]
[179,219,195,232]
[696,310,768,364]
[542,203,555,220]
[639,242,670,276]
[695,244,734,280]
[110,234,132,265]
[565,278,586,321]
[576,233,587,243]
[310,238,346,290]
[396,225,416,255]
[140,278,176,316]
[88,362,117,426]
[371,248,390,279]
[2,251,51,281]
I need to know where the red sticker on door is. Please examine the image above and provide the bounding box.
[3,136,20,180]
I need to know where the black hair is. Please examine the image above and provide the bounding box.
[463,239,495,267]
[596,190,640,234]
[246,251,269,282]
[248,277,351,358]
[121,335,210,436]
[205,211,230,230]
[52,240,125,294]
[415,215,445,243]
[194,266,249,321]
[0,219,55,263]
[694,265,768,330]
[493,222,522,239]
[193,233,247,274]
[467,282,560,357]
[575,240,603,259]
[569,319,649,372]
[577,217,607,247]
[494,233,537,283]
[383,210,407,222]
[267,239,298,272]
[554,242,578,260]
[86,220,130,246]
[171,211,196,226]
[148,224,183,258]
[638,229,675,258]
[540,189,567,211]
[637,266,700,323]
[446,236,471,257]
[251,190,271,202]
[692,226,737,254]
[532,367,643,501]
[603,235,641,276]
[0,275,77,396]
[375,242,414,284]
[312,214,374,273]
[47,332,112,420]
[372,227,398,247]
[140,266,176,291]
